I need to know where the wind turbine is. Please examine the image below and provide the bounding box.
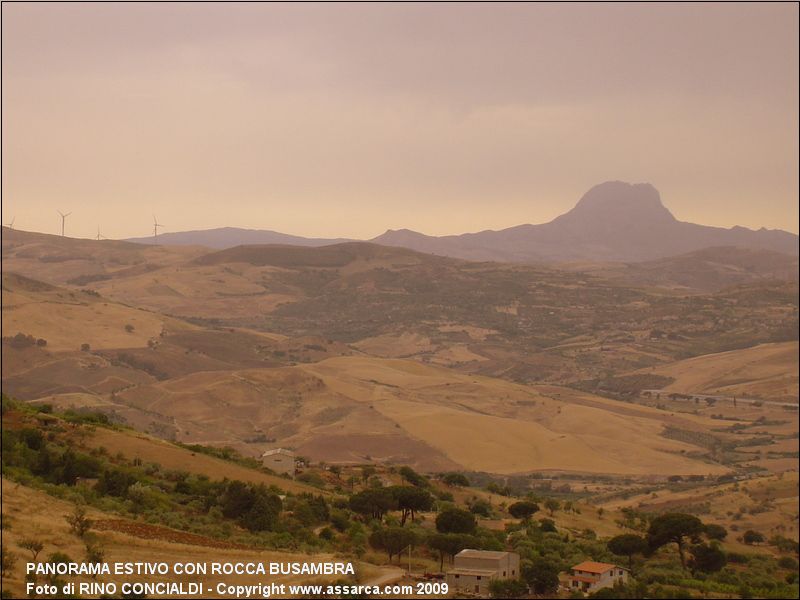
[152,214,163,239]
[57,210,71,236]
[6,216,15,230]
[96,226,107,241]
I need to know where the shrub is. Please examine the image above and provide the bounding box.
[742,530,765,545]
[65,503,92,537]
[442,473,470,487]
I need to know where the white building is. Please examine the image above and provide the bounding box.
[568,561,629,594]
[446,549,520,596]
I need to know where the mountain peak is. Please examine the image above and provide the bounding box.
[561,181,676,226]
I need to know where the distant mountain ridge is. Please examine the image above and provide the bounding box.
[125,226,350,249]
[125,182,798,262]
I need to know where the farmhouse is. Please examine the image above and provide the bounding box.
[568,561,628,594]
[445,549,520,596]
[260,448,295,477]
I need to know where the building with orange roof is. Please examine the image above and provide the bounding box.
[568,561,628,594]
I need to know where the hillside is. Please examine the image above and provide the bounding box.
[0,479,348,599]
[125,226,350,248]
[587,246,800,292]
[633,341,799,403]
[2,229,797,480]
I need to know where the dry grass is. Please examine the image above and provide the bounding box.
[301,357,726,476]
[638,342,799,403]
[87,428,323,495]
[0,478,366,598]
[600,472,800,552]
[2,285,175,352]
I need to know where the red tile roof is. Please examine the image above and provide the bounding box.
[572,561,618,574]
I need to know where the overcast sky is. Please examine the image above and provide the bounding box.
[2,2,798,239]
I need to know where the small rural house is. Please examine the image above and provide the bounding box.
[568,561,628,594]
[446,549,520,596]
[261,448,295,477]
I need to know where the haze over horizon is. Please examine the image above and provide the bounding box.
[3,3,798,239]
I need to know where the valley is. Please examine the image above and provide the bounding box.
[2,224,797,599]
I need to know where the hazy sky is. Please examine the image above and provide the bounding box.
[2,2,798,240]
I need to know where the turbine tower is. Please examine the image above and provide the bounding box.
[57,210,71,236]
[152,214,163,239]
[96,226,106,241]
[6,217,15,230]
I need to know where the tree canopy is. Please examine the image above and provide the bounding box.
[647,513,704,568]
[607,534,648,571]
[435,507,477,534]
[508,501,539,521]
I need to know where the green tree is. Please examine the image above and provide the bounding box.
[742,530,765,545]
[17,539,44,562]
[539,518,557,533]
[65,503,92,538]
[361,465,376,483]
[399,466,429,488]
[508,501,539,521]
[607,534,648,571]
[220,480,256,519]
[704,523,727,541]
[522,558,559,595]
[469,499,492,517]
[435,507,477,534]
[240,491,282,532]
[390,486,434,526]
[647,513,704,568]
[427,533,475,571]
[442,473,470,487]
[369,527,418,563]
[0,548,16,579]
[349,488,397,521]
[489,578,527,598]
[544,498,561,516]
[688,543,726,575]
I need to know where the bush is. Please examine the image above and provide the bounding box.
[508,501,539,520]
[489,578,527,598]
[65,503,92,537]
[522,558,559,595]
[0,549,16,579]
[398,466,429,488]
[442,473,470,487]
[742,530,765,545]
[469,499,492,517]
[704,523,727,541]
[539,518,557,533]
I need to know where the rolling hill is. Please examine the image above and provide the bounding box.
[633,341,799,403]
[585,246,800,292]
[2,227,797,479]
